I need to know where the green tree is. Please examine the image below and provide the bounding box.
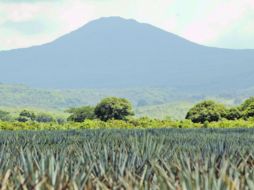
[185,100,227,123]
[66,106,96,122]
[95,97,134,121]
[240,97,254,111]
[17,110,36,122]
[225,107,242,120]
[35,113,55,123]
[242,102,254,119]
[240,97,254,119]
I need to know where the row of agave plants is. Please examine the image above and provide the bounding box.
[0,129,254,189]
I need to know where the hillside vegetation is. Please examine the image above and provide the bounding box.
[1,96,254,130]
[1,83,254,119]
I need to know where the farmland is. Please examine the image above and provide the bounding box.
[0,3,253,189]
[0,129,254,189]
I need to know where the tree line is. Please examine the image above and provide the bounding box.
[66,97,133,122]
[0,97,134,123]
[1,96,254,125]
[186,97,254,123]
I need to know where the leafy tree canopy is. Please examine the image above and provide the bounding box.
[242,102,254,119]
[17,110,36,122]
[225,107,242,120]
[17,110,55,123]
[95,97,134,121]
[240,97,254,111]
[66,106,96,122]
[186,100,227,123]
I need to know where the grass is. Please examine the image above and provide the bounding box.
[0,128,254,189]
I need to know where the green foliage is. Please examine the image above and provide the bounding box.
[16,110,56,123]
[66,106,95,122]
[56,117,66,124]
[20,110,36,119]
[240,97,254,119]
[0,83,198,112]
[242,102,254,119]
[17,110,36,122]
[17,117,29,122]
[240,97,254,111]
[203,120,209,128]
[2,116,254,130]
[2,83,250,120]
[0,129,253,188]
[35,113,55,123]
[186,97,254,122]
[95,97,134,121]
[4,96,254,129]
[0,110,11,121]
[186,100,227,123]
[225,107,242,120]
[136,101,193,120]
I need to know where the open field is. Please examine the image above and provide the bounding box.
[0,129,254,189]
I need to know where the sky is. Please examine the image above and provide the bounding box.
[0,0,253,50]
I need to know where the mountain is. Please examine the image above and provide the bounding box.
[0,17,254,91]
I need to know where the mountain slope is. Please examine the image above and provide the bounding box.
[0,83,196,109]
[0,17,254,91]
[0,83,249,119]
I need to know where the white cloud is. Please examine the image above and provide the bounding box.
[180,0,254,45]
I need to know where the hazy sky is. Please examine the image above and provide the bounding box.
[0,0,253,50]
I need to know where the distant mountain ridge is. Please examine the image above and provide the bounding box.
[0,17,254,91]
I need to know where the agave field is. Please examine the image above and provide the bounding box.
[0,129,254,189]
